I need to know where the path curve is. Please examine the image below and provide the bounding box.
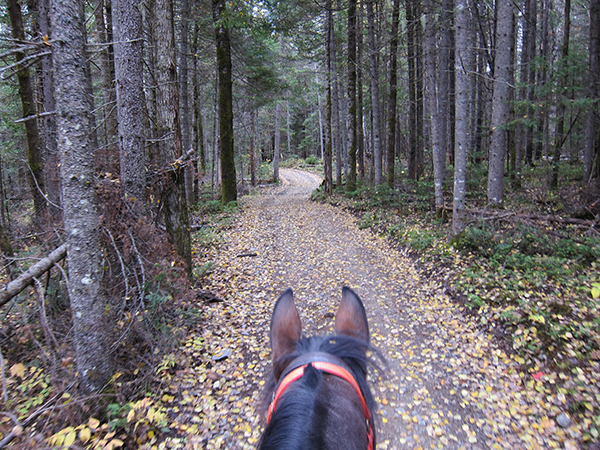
[169,169,579,450]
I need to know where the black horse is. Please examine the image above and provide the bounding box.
[258,287,377,450]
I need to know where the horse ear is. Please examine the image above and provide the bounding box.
[334,287,369,342]
[270,288,302,362]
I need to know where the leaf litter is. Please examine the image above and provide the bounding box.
[157,168,597,450]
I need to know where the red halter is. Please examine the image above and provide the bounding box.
[266,361,374,450]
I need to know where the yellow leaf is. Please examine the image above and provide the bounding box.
[64,430,76,447]
[127,409,135,423]
[108,438,124,448]
[79,427,91,443]
[10,363,26,379]
[88,417,100,430]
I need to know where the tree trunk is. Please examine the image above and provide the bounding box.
[38,0,61,223]
[346,0,357,190]
[212,0,237,204]
[324,3,334,194]
[179,0,194,205]
[585,0,600,183]
[424,0,445,211]
[331,32,342,187]
[550,0,571,190]
[441,0,454,166]
[487,0,513,205]
[387,0,400,188]
[250,109,256,185]
[274,102,282,182]
[8,0,46,223]
[366,0,382,185]
[51,0,111,392]
[357,6,365,179]
[153,0,192,274]
[452,0,469,235]
[405,0,418,180]
[113,0,147,203]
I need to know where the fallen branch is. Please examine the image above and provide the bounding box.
[0,244,67,309]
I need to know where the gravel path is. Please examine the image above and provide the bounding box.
[165,168,581,450]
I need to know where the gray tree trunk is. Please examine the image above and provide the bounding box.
[424,0,445,210]
[8,0,47,223]
[356,7,365,179]
[324,3,334,194]
[347,0,357,190]
[366,0,382,185]
[550,0,571,190]
[585,0,600,183]
[113,0,146,202]
[487,0,513,205]
[387,0,400,188]
[51,0,111,392]
[153,0,192,274]
[274,101,282,182]
[179,0,194,205]
[38,0,61,223]
[452,0,469,235]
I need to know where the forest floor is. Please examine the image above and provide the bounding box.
[159,168,591,450]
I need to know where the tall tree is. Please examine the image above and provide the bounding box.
[356,5,365,180]
[387,0,400,187]
[550,0,571,189]
[585,0,600,183]
[38,0,61,223]
[324,3,334,194]
[7,0,47,222]
[212,0,237,204]
[487,0,513,205]
[452,0,469,235]
[424,0,445,212]
[51,0,111,392]
[153,0,192,273]
[274,101,282,182]
[366,0,382,184]
[179,0,194,205]
[346,0,357,191]
[113,0,146,202]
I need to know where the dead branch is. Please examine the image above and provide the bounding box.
[0,244,67,309]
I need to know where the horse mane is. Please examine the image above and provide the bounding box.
[257,334,380,450]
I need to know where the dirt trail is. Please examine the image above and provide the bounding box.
[168,169,580,450]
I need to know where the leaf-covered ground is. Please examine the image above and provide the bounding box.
[160,169,597,449]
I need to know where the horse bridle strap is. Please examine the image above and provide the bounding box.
[267,361,374,450]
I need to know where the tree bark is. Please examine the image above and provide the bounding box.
[179,0,194,205]
[357,5,365,179]
[366,0,382,185]
[452,0,469,235]
[153,0,192,274]
[585,0,600,183]
[51,0,111,391]
[387,0,400,188]
[212,0,237,204]
[113,0,147,203]
[487,0,513,205]
[274,101,282,182]
[8,0,46,223]
[346,0,357,191]
[550,0,571,190]
[38,0,61,223]
[424,0,445,211]
[324,3,334,194]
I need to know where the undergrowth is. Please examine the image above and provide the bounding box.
[310,161,600,443]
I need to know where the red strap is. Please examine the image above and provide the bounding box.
[267,362,374,450]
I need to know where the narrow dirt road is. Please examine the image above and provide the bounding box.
[167,169,580,450]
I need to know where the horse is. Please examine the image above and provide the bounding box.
[257,287,378,450]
